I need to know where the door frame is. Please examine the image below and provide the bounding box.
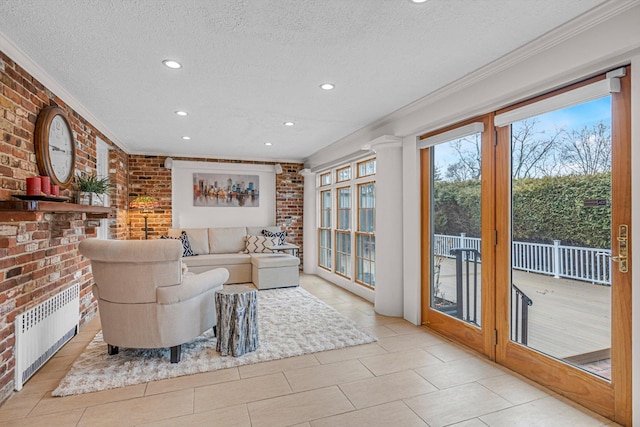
[420,114,496,358]
[494,67,632,425]
[419,68,632,425]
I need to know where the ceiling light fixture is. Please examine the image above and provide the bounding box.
[175,111,188,116]
[182,136,191,140]
[284,121,295,126]
[162,59,182,69]
[320,83,335,90]
[265,142,273,146]
[409,0,428,3]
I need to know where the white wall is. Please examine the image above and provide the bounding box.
[171,160,276,228]
[305,3,640,423]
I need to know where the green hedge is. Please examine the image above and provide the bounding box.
[434,172,611,248]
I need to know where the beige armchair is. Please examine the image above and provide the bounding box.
[79,238,229,363]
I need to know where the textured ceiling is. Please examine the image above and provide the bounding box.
[0,0,606,162]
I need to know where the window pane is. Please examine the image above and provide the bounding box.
[321,173,331,186]
[321,190,331,228]
[358,183,375,233]
[337,167,351,182]
[337,187,351,230]
[358,159,376,177]
[335,231,352,278]
[319,229,332,269]
[356,233,375,287]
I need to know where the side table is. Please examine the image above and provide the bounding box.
[267,243,300,257]
[215,285,259,357]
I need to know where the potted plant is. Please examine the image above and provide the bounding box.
[76,173,112,206]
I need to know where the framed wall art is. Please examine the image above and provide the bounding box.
[193,172,259,207]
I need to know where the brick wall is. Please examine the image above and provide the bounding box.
[128,156,305,261]
[0,49,128,402]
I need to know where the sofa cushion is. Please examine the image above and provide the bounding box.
[262,229,287,245]
[245,235,279,253]
[246,225,281,236]
[169,228,209,255]
[208,227,247,254]
[182,253,251,267]
[250,253,300,268]
[160,231,196,257]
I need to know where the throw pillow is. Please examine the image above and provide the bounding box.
[262,229,287,245]
[161,231,196,257]
[245,235,279,253]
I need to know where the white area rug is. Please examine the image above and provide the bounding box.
[53,287,376,396]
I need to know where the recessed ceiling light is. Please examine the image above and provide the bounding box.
[320,83,335,90]
[284,121,295,126]
[409,0,428,3]
[175,111,188,116]
[162,59,182,69]
[182,136,191,140]
[265,142,273,146]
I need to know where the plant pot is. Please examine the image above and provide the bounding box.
[77,191,105,206]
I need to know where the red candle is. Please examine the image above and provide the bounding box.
[50,184,59,196]
[26,177,41,196]
[40,176,50,195]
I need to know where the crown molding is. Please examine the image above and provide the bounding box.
[395,0,638,119]
[0,30,130,154]
[306,0,637,163]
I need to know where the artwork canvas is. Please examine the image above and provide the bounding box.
[193,173,259,207]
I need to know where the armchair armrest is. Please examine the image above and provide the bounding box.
[157,268,229,304]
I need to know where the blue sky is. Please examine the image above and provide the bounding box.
[533,96,611,131]
[433,96,612,176]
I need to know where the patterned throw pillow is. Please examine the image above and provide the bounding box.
[161,231,196,257]
[262,229,287,245]
[245,235,279,253]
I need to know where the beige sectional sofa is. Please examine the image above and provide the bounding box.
[167,226,299,289]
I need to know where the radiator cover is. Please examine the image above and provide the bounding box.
[14,283,79,391]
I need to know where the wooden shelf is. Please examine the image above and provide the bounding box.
[0,200,113,222]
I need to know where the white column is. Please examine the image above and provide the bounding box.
[299,169,317,274]
[371,137,403,316]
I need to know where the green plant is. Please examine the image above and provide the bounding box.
[76,173,112,194]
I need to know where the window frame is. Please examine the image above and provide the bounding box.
[355,181,376,288]
[334,186,352,279]
[336,166,351,182]
[315,157,376,288]
[318,189,332,271]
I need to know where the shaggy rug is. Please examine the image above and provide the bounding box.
[52,287,376,396]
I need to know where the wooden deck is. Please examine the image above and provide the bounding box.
[435,258,611,361]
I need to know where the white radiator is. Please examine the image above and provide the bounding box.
[14,283,79,391]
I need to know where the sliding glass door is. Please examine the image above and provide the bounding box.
[421,115,495,356]
[494,69,632,424]
[420,68,632,425]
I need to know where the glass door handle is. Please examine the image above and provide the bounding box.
[614,224,629,273]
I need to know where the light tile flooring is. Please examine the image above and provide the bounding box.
[0,274,622,427]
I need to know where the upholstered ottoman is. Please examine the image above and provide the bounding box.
[250,254,300,290]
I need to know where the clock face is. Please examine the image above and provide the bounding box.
[35,106,76,188]
[48,114,73,184]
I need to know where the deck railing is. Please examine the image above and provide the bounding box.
[511,284,533,345]
[434,234,612,285]
[450,248,481,325]
[443,247,534,342]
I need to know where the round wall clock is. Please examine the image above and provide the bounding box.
[34,106,76,189]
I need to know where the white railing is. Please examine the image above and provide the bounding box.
[434,233,612,285]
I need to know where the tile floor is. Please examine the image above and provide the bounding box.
[0,273,622,427]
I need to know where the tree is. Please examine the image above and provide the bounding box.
[511,118,561,179]
[444,134,481,181]
[559,121,611,175]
